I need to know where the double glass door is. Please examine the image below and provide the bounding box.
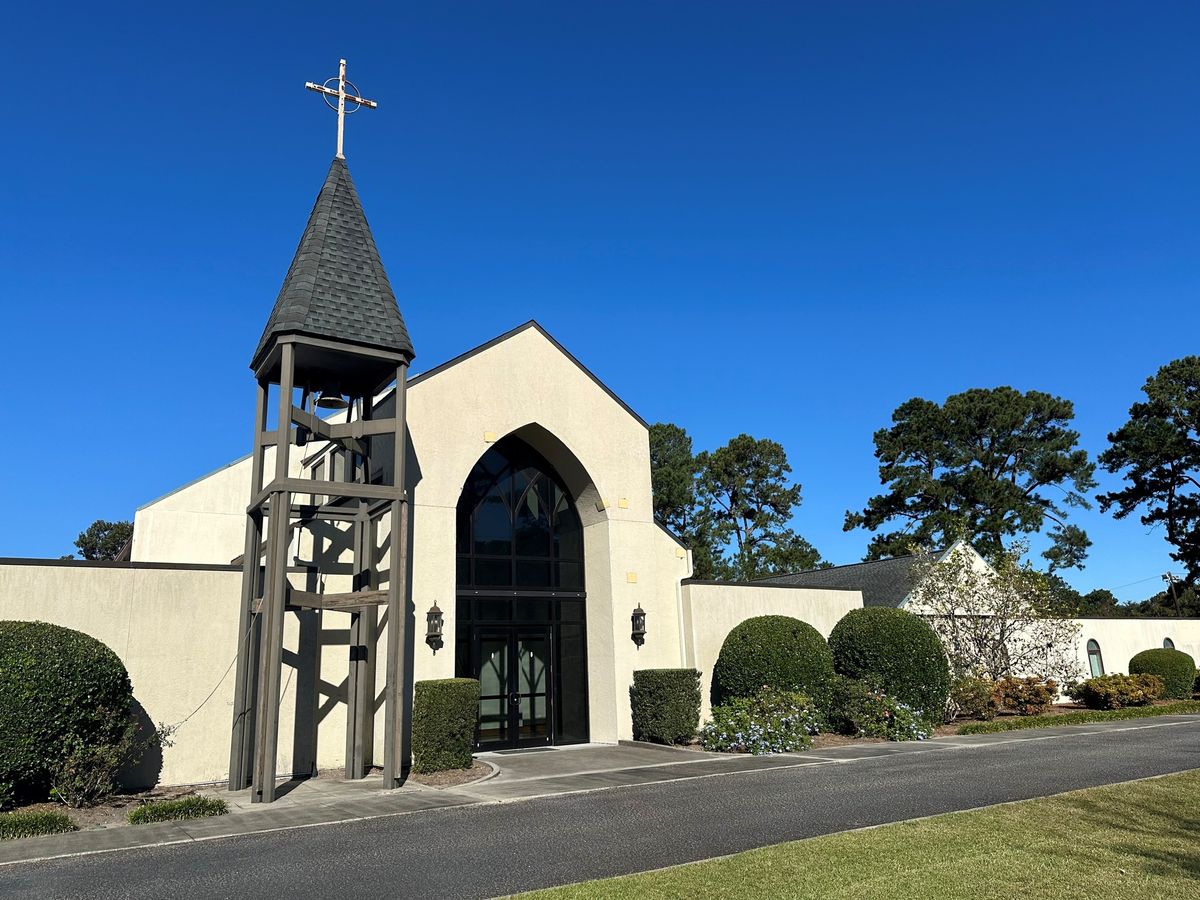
[476,626,552,749]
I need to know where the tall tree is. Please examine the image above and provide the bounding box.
[648,422,715,578]
[67,520,133,560]
[696,434,822,580]
[1098,356,1200,586]
[844,387,1097,569]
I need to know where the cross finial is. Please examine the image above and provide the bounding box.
[305,59,378,160]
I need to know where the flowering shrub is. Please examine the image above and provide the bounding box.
[1067,674,1164,710]
[994,676,1058,716]
[699,689,819,755]
[831,680,932,741]
[947,675,999,722]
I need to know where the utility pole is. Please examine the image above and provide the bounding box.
[1163,572,1182,617]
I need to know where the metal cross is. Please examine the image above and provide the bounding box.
[305,59,378,160]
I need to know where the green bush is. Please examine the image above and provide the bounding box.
[827,608,950,723]
[0,809,77,841]
[948,675,999,721]
[128,795,227,824]
[412,678,481,773]
[994,677,1058,716]
[826,676,932,741]
[1068,674,1164,710]
[710,616,834,707]
[699,688,819,754]
[0,621,134,806]
[630,669,701,745]
[1129,648,1197,700]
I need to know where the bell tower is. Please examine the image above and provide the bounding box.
[228,61,415,802]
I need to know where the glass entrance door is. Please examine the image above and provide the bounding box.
[475,626,553,750]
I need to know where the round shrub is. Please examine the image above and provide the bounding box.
[0,621,133,805]
[828,607,950,723]
[630,669,701,745]
[1129,648,1196,700]
[710,616,834,707]
[411,678,480,773]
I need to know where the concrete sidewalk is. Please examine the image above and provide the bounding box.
[3,716,1198,869]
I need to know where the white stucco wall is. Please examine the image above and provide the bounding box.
[681,581,864,721]
[1073,618,1200,677]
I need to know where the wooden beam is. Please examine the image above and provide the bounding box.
[287,588,388,610]
[384,361,411,789]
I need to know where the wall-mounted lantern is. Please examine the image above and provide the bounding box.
[631,605,646,647]
[425,603,444,652]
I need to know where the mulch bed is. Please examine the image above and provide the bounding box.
[407,761,493,788]
[9,787,198,830]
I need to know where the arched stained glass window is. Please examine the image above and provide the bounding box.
[457,438,584,591]
[1086,639,1104,678]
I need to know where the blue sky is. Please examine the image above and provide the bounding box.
[2,3,1196,600]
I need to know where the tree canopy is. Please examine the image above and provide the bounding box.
[67,520,133,561]
[648,424,821,581]
[844,387,1096,569]
[1098,356,1200,586]
[697,434,821,581]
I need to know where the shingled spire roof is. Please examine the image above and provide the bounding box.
[251,157,414,372]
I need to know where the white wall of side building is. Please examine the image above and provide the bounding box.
[1072,618,1200,677]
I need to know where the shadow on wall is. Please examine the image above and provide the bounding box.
[117,698,163,791]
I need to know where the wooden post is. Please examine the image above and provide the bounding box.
[383,363,410,788]
[229,380,268,790]
[252,344,294,804]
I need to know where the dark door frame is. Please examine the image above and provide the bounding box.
[473,623,554,751]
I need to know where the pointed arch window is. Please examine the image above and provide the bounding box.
[457,439,584,591]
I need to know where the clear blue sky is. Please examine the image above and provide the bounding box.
[2,3,1196,600]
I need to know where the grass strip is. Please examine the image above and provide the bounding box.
[0,810,77,841]
[128,795,227,825]
[520,769,1200,899]
[957,701,1200,735]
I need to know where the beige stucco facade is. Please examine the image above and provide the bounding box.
[1,323,870,786]
[5,324,1198,788]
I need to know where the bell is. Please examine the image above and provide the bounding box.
[314,391,349,411]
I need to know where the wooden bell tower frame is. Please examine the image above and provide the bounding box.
[227,336,413,803]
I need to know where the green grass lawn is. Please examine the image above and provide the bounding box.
[521,769,1200,899]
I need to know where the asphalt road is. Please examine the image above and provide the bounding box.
[5,720,1199,899]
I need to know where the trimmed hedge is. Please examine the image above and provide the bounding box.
[0,621,134,805]
[828,608,950,723]
[1129,648,1196,700]
[0,809,77,841]
[710,616,834,707]
[128,795,227,824]
[630,669,701,745]
[412,678,481,773]
[958,701,1200,734]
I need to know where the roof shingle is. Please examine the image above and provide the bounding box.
[757,555,924,608]
[251,158,414,370]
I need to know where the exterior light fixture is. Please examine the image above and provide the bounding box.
[425,603,444,652]
[631,605,646,647]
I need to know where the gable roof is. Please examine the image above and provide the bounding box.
[250,157,414,371]
[757,554,927,608]
[408,320,648,429]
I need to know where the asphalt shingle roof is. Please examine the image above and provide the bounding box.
[757,555,924,608]
[251,157,414,370]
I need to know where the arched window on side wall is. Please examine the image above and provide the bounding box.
[1164,637,1175,650]
[1087,639,1104,677]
